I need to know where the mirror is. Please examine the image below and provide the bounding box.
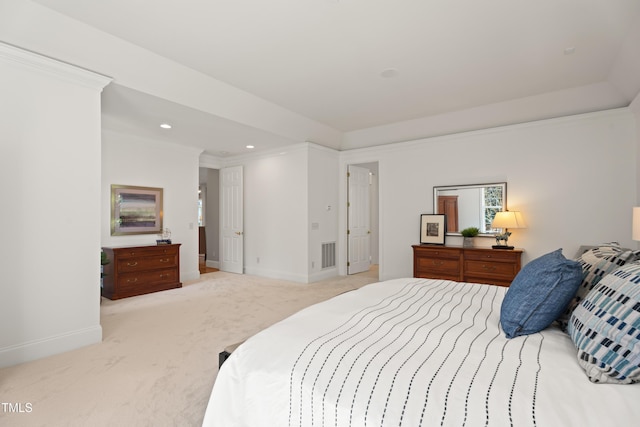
[433,182,506,236]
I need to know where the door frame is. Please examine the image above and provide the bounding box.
[199,156,242,274]
[347,164,371,274]
[339,159,380,278]
[220,165,244,274]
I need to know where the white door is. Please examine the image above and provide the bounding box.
[348,165,371,274]
[220,166,243,274]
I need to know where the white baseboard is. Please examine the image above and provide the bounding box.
[244,266,339,284]
[308,267,339,283]
[182,269,201,282]
[205,260,220,269]
[244,266,308,283]
[0,325,102,369]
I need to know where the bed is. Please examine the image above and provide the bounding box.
[203,261,640,426]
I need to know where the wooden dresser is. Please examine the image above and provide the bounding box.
[101,244,182,300]
[412,245,522,287]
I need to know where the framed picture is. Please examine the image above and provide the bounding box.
[420,214,446,245]
[111,185,163,236]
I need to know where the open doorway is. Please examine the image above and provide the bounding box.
[199,167,220,274]
[347,161,379,278]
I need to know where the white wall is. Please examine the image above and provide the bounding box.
[208,143,340,283]
[0,44,110,368]
[101,130,202,282]
[341,109,637,281]
[308,145,340,281]
[242,145,309,281]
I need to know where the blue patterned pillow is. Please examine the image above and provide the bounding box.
[501,249,582,339]
[557,243,639,331]
[568,262,640,384]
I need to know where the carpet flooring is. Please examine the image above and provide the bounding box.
[0,267,379,426]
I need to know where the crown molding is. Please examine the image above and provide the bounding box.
[0,42,111,90]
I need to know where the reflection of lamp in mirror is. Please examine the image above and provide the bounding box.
[491,211,526,250]
[633,207,640,241]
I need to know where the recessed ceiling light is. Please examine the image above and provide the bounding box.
[380,68,399,78]
[160,123,172,129]
[246,145,255,149]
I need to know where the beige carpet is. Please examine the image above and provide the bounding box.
[0,267,379,427]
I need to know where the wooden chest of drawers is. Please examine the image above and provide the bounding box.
[413,245,463,282]
[412,245,522,287]
[101,244,182,300]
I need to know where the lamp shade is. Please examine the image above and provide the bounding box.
[633,207,640,241]
[491,211,526,230]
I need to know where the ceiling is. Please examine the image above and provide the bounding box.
[101,84,298,157]
[32,0,640,157]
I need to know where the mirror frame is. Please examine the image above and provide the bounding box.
[433,182,507,237]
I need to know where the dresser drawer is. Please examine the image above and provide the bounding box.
[413,247,461,259]
[117,254,178,273]
[116,268,179,291]
[464,260,518,279]
[416,257,460,275]
[114,245,178,259]
[464,249,520,263]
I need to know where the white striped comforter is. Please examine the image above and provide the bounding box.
[203,278,640,427]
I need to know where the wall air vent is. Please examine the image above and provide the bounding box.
[321,242,336,269]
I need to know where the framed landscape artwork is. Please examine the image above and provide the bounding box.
[111,185,163,235]
[420,214,446,245]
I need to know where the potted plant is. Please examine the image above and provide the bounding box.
[460,227,480,247]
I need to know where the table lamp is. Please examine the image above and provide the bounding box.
[491,211,526,249]
[633,207,640,241]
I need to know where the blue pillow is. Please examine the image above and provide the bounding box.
[501,249,582,338]
[568,262,640,384]
[556,243,639,331]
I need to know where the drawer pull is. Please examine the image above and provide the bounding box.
[126,278,138,283]
[159,274,169,279]
[432,260,444,266]
[159,258,170,263]
[127,261,138,267]
[482,264,497,272]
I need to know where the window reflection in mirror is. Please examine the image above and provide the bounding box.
[433,183,506,236]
